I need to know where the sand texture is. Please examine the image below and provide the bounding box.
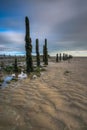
[0,57,87,130]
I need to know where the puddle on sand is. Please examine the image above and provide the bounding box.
[0,76,13,89]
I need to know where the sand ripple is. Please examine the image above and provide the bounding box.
[0,58,87,130]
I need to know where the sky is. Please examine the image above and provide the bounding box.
[0,0,87,56]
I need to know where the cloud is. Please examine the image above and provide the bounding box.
[1,31,24,43]
[0,31,24,46]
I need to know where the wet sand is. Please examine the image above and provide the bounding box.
[0,57,87,130]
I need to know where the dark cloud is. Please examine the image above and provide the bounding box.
[51,11,87,50]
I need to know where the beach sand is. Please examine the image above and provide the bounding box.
[0,57,87,130]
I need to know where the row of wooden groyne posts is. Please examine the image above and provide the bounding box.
[0,16,73,73]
